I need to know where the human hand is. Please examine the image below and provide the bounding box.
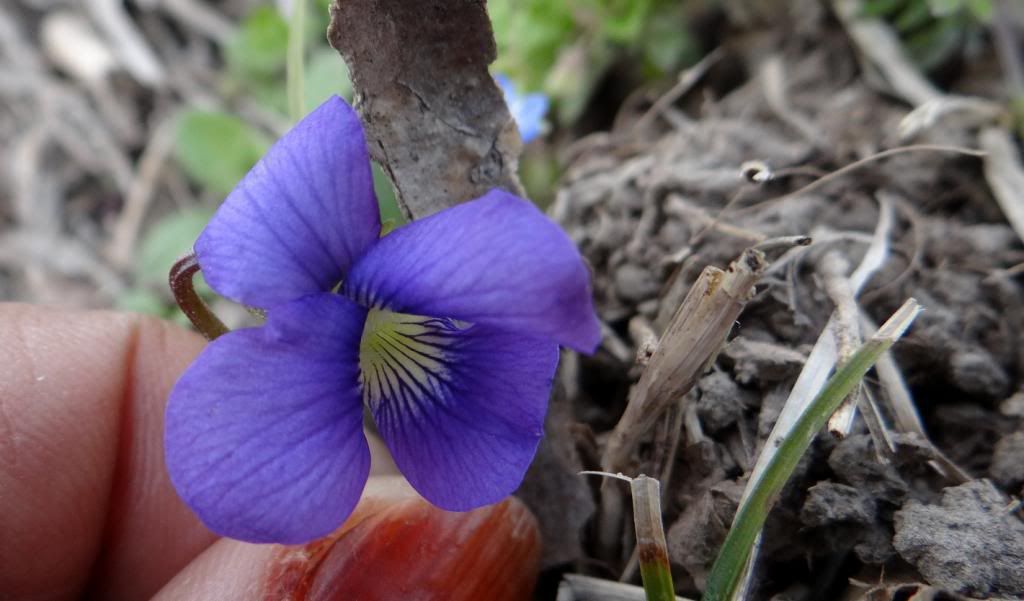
[0,304,540,601]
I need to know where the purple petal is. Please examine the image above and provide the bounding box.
[196,96,380,309]
[343,189,601,353]
[361,312,559,510]
[165,293,370,544]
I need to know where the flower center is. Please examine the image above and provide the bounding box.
[358,309,468,414]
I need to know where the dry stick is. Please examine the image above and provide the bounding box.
[1,5,134,198]
[83,0,165,86]
[629,315,659,367]
[861,196,925,305]
[833,0,941,106]
[860,311,972,484]
[859,386,898,461]
[658,394,689,494]
[602,248,769,473]
[107,114,177,269]
[633,48,724,133]
[663,196,766,251]
[685,145,984,272]
[729,145,987,218]
[980,127,1024,247]
[598,248,768,557]
[898,96,1004,141]
[987,260,1024,282]
[160,0,236,45]
[819,253,863,437]
[759,56,824,147]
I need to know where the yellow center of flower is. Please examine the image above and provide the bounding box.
[358,309,465,414]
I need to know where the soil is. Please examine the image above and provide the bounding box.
[2,1,1023,601]
[544,9,1024,601]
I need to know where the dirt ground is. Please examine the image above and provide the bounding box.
[2,1,1023,600]
[542,5,1024,601]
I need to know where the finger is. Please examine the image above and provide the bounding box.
[0,304,399,601]
[85,314,396,600]
[82,312,217,599]
[0,304,213,601]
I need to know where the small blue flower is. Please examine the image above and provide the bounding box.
[495,74,549,143]
[164,96,600,544]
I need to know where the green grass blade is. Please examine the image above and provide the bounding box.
[701,299,922,601]
[631,476,676,601]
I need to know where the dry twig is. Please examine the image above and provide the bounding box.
[84,0,166,85]
[980,127,1024,246]
[602,248,768,473]
[818,251,864,437]
[598,248,768,557]
[106,114,178,269]
[833,0,941,106]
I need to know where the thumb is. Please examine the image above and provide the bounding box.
[152,477,542,601]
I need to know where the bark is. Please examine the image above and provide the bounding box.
[328,0,523,220]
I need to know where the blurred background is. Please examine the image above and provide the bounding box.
[0,0,719,320]
[0,0,1015,320]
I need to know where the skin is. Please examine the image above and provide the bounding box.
[0,304,395,601]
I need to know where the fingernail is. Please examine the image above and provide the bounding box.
[264,476,541,601]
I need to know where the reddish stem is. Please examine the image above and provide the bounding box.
[170,252,229,340]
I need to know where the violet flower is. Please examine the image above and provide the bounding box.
[165,96,600,544]
[495,74,549,143]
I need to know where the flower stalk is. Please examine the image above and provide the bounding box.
[169,252,229,340]
[286,0,306,122]
[701,298,922,601]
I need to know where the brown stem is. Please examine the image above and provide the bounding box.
[170,252,229,340]
[327,0,523,220]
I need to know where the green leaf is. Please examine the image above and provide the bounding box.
[116,288,172,317]
[964,0,993,21]
[175,110,271,196]
[489,0,577,91]
[245,76,289,115]
[598,0,653,44]
[373,163,405,228]
[861,0,910,18]
[519,148,560,209]
[137,208,215,285]
[904,16,965,70]
[927,0,964,16]
[640,6,698,75]
[226,6,290,76]
[894,0,935,32]
[305,48,354,112]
